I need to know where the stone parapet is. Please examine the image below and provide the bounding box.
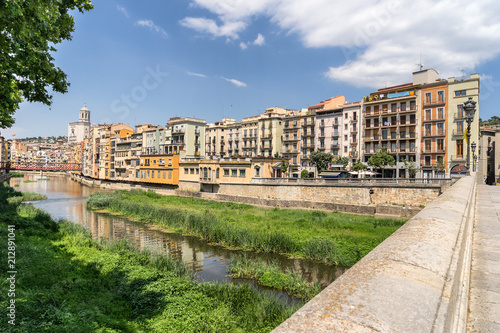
[272,175,477,332]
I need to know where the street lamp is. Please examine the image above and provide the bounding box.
[463,97,477,175]
[471,141,477,172]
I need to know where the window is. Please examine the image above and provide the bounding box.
[344,135,348,141]
[344,124,348,130]
[184,168,188,174]
[168,170,172,179]
[231,169,237,177]
[425,155,431,167]
[425,92,432,104]
[255,166,260,177]
[345,113,348,119]
[437,108,444,119]
[437,91,444,102]
[437,139,444,151]
[190,168,194,174]
[401,102,407,111]
[437,123,444,135]
[344,146,348,153]
[425,140,431,152]
[224,169,230,176]
[455,90,466,97]
[457,121,464,134]
[457,139,463,157]
[152,170,155,178]
[196,168,199,174]
[457,105,464,118]
[425,124,432,136]
[425,109,432,120]
[163,171,166,179]
[239,169,246,177]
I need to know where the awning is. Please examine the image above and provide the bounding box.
[272,162,282,169]
[319,171,341,178]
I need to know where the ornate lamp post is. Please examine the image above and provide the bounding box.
[471,141,477,172]
[463,97,477,175]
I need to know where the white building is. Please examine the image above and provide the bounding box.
[68,105,91,145]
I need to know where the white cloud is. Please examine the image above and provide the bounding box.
[183,0,500,87]
[187,71,208,78]
[222,77,247,87]
[179,17,246,39]
[136,20,168,38]
[116,5,129,18]
[239,42,248,50]
[253,33,265,46]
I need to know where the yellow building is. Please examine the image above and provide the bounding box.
[137,153,179,185]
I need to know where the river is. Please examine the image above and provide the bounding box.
[10,173,346,303]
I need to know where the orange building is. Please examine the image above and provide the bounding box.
[137,153,179,185]
[420,81,448,177]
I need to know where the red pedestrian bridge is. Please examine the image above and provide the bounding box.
[0,162,82,171]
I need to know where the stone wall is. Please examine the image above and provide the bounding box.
[273,174,477,332]
[216,182,442,207]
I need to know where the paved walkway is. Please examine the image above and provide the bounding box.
[467,185,500,332]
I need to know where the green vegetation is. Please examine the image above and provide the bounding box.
[6,190,47,205]
[0,0,93,128]
[23,180,37,183]
[229,255,322,300]
[87,190,407,266]
[310,151,334,173]
[0,183,299,332]
[300,169,309,178]
[367,148,395,177]
[8,171,25,178]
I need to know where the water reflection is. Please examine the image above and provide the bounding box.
[10,174,346,296]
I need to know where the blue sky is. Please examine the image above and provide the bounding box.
[3,0,500,138]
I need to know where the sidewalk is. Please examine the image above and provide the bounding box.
[467,185,500,332]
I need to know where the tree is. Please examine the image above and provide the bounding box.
[402,158,418,178]
[352,159,367,172]
[310,151,333,173]
[333,156,349,168]
[435,157,446,176]
[367,148,395,177]
[281,159,289,175]
[0,0,94,128]
[300,169,309,178]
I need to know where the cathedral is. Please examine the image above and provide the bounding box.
[68,105,91,144]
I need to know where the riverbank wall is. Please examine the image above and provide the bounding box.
[273,174,477,332]
[68,173,423,218]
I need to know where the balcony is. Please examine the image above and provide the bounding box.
[331,132,339,138]
[454,112,465,120]
[172,128,185,134]
[452,129,464,136]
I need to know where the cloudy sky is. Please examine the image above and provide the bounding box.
[3,0,500,138]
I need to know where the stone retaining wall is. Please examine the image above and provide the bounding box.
[214,182,441,206]
[272,174,477,332]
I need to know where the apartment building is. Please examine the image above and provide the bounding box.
[447,74,480,174]
[343,102,362,164]
[362,76,420,177]
[206,118,236,158]
[241,115,259,157]
[258,107,288,157]
[166,117,205,159]
[137,153,179,185]
[283,110,303,176]
[225,121,241,157]
[420,78,448,177]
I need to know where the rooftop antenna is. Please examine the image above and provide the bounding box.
[416,52,424,70]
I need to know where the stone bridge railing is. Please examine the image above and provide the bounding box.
[273,174,477,332]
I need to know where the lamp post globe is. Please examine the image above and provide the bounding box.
[463,97,476,175]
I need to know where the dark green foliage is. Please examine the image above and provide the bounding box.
[230,255,321,300]
[87,190,407,267]
[310,151,334,173]
[0,183,298,332]
[367,148,395,174]
[300,169,309,178]
[0,0,93,128]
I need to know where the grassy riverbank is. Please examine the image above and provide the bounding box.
[0,183,300,332]
[229,255,322,301]
[87,189,407,266]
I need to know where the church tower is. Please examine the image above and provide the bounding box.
[68,104,91,145]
